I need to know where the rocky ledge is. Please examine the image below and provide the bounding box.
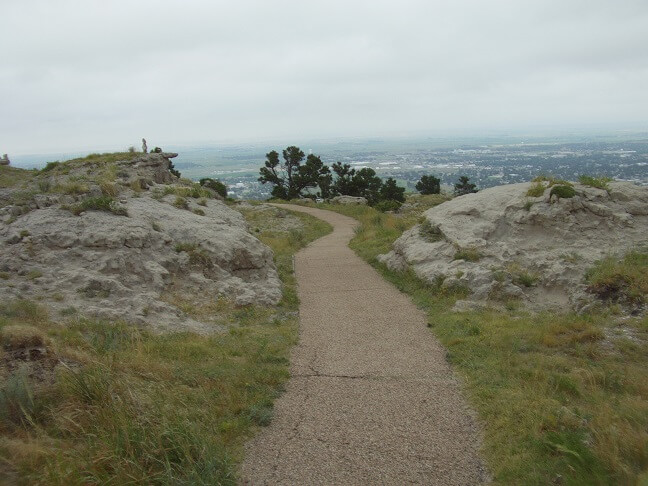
[0,152,281,333]
[379,181,648,312]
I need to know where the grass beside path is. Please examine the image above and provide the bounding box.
[293,197,648,485]
[0,208,331,485]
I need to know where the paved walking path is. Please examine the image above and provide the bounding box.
[241,205,487,485]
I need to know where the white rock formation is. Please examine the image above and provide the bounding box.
[0,154,281,333]
[378,181,648,312]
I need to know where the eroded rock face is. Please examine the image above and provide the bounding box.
[0,154,281,333]
[378,182,648,312]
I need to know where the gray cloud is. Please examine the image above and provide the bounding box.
[1,0,647,153]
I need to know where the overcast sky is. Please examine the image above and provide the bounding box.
[2,0,648,154]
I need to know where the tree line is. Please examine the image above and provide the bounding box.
[258,145,478,205]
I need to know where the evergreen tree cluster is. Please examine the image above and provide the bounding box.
[258,145,478,205]
[258,146,405,206]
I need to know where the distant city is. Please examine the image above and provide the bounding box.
[10,133,648,199]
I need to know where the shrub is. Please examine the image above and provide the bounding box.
[37,179,51,193]
[99,180,119,197]
[374,200,402,212]
[41,161,60,172]
[454,176,478,196]
[378,178,406,203]
[199,178,228,198]
[192,208,205,216]
[578,175,613,190]
[550,185,576,199]
[174,196,189,209]
[415,175,441,195]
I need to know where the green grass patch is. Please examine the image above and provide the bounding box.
[579,175,613,190]
[527,176,574,198]
[68,196,128,216]
[586,251,648,306]
[550,185,577,199]
[0,207,332,484]
[453,247,482,262]
[0,166,38,189]
[316,200,648,485]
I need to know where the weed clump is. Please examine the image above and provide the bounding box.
[527,176,574,198]
[586,250,648,306]
[173,196,189,209]
[419,219,444,242]
[579,175,613,190]
[68,196,128,216]
[526,182,546,197]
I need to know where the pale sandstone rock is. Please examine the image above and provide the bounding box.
[0,155,281,333]
[379,181,648,312]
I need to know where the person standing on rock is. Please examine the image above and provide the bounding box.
[142,139,148,154]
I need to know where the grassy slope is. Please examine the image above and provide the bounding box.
[295,198,648,485]
[0,208,331,485]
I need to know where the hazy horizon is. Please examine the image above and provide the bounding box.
[2,0,648,155]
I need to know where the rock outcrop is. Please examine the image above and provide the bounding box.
[379,181,648,312]
[331,195,368,205]
[0,152,281,333]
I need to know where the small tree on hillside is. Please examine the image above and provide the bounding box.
[258,146,331,200]
[379,177,406,202]
[454,176,478,196]
[199,178,227,198]
[415,175,441,195]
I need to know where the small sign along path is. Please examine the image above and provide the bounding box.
[241,204,488,485]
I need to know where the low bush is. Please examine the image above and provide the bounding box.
[173,196,189,209]
[373,199,402,212]
[550,185,576,199]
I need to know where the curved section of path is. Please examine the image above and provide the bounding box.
[241,205,487,485]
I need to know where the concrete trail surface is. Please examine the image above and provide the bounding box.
[241,204,488,485]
